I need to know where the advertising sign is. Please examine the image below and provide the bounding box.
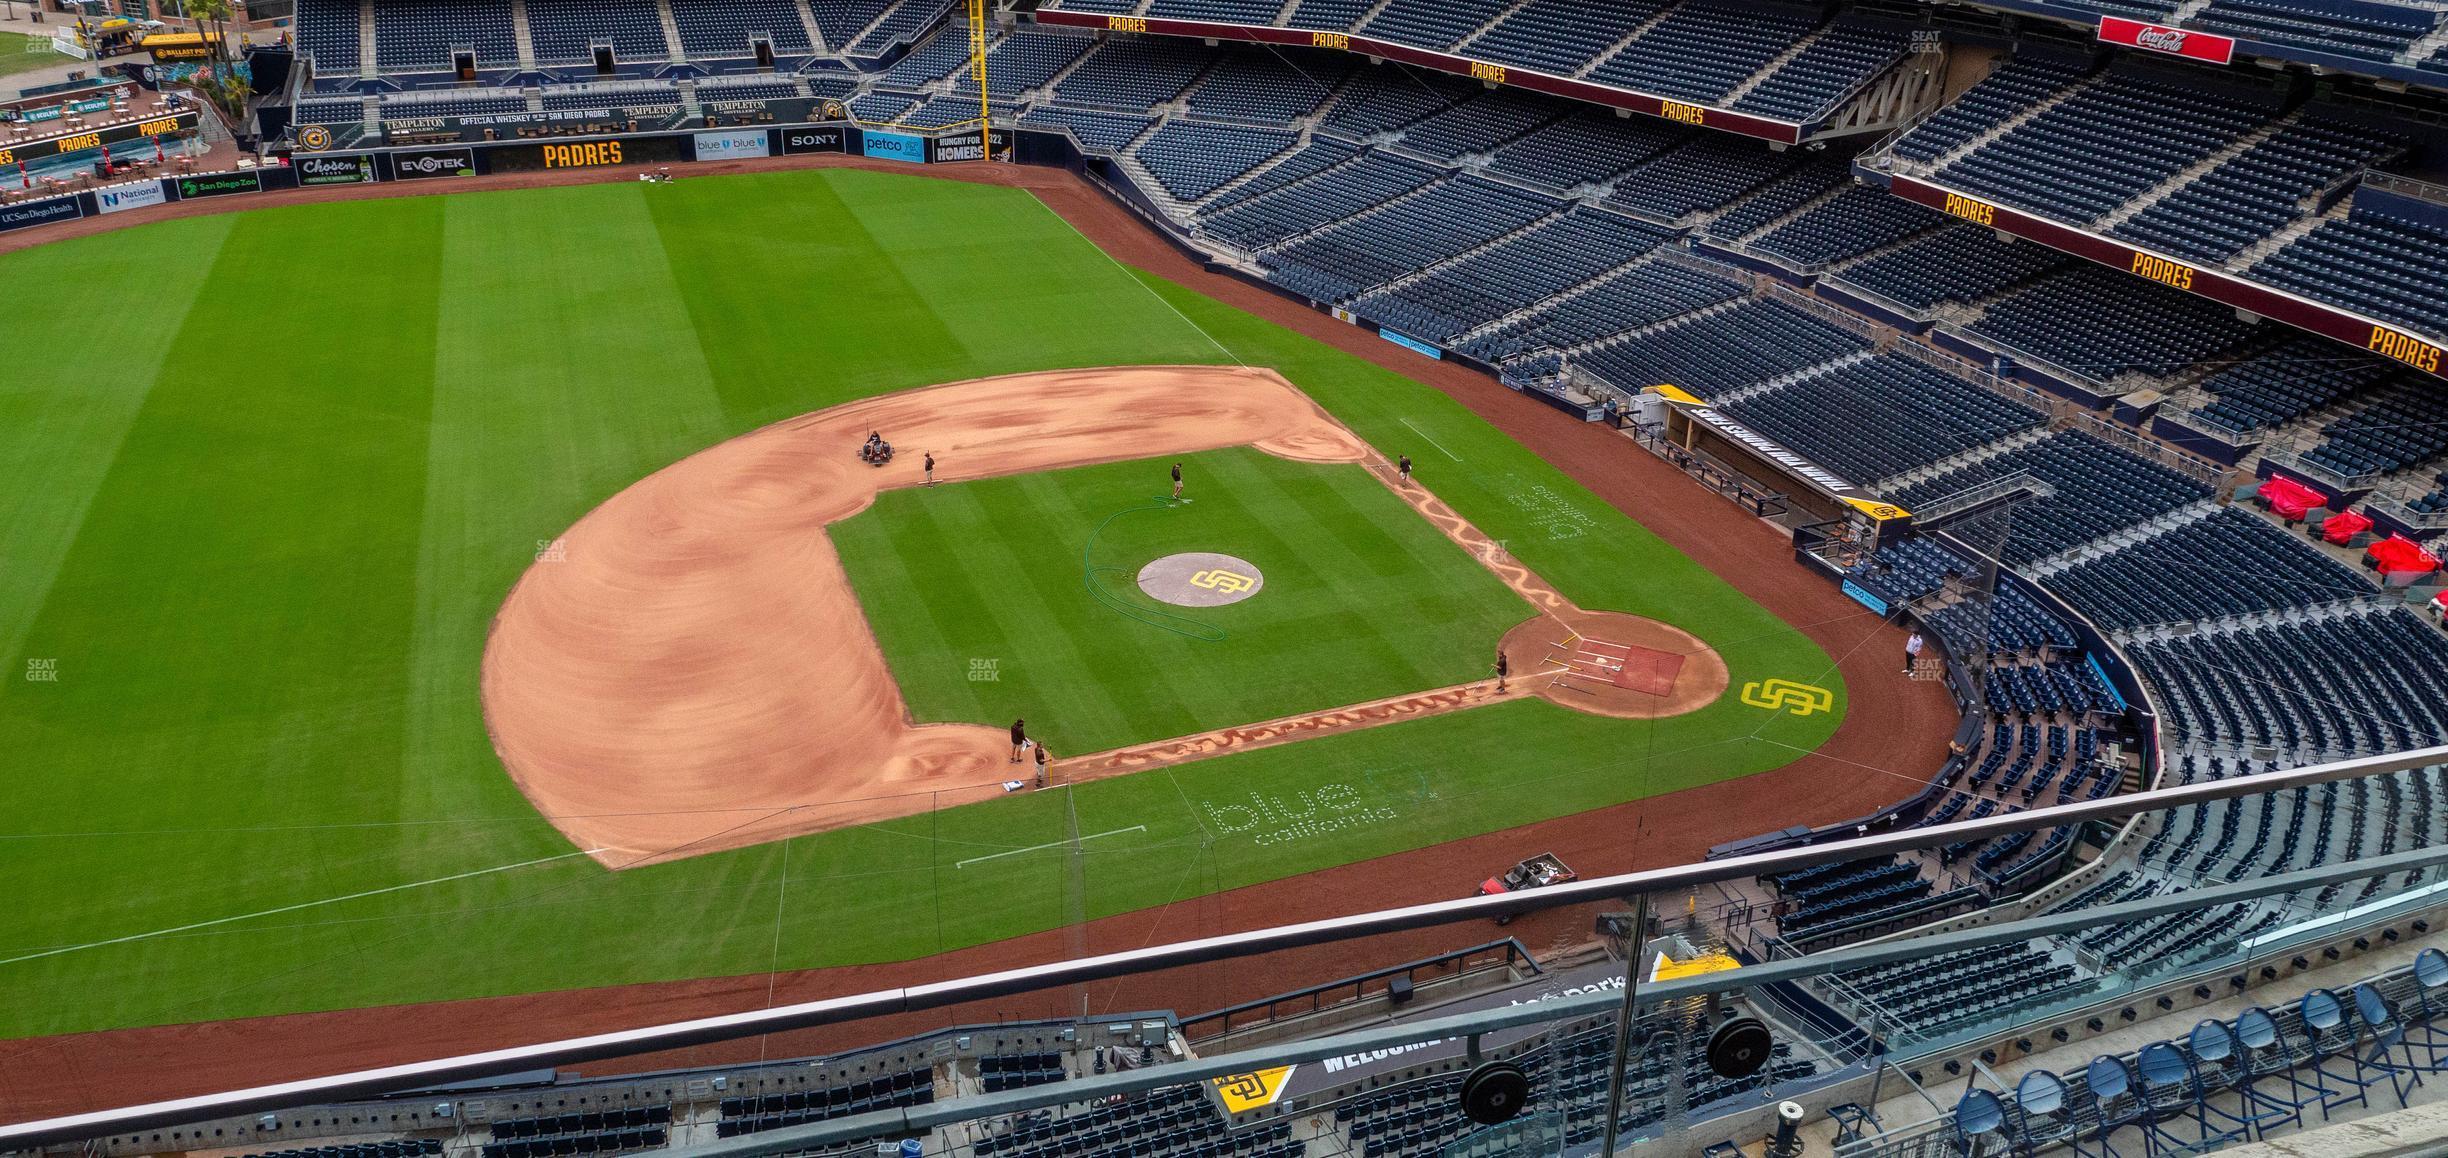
[1840,580,1890,616]
[390,147,476,180]
[777,126,845,155]
[1377,328,1443,360]
[94,180,168,214]
[692,129,771,161]
[483,136,686,172]
[926,127,1009,164]
[859,129,928,164]
[173,171,262,199]
[0,195,83,233]
[21,104,63,122]
[296,153,375,186]
[2098,17,2237,64]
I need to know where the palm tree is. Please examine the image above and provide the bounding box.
[184,0,234,62]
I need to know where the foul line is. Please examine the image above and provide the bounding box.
[955,825,1147,869]
[0,849,603,968]
[1401,418,1462,462]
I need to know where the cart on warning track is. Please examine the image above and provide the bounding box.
[1480,853,1576,926]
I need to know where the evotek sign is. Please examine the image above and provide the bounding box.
[296,154,374,186]
[2098,17,2237,64]
[94,180,167,214]
[390,147,474,180]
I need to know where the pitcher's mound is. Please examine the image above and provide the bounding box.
[1137,552,1265,607]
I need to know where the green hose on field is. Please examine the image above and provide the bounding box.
[1081,497,1227,642]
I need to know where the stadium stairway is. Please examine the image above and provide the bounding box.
[2020,498,2224,577]
[2089,111,2303,234]
[1569,5,1682,82]
[359,0,380,78]
[1896,61,2101,175]
[1709,346,1879,408]
[1874,423,2051,493]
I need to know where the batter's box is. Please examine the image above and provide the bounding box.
[1576,639,1686,698]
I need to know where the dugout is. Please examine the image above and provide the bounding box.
[1655,387,1912,542]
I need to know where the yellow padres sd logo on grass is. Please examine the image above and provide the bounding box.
[1740,679,1833,716]
[1188,568,1256,594]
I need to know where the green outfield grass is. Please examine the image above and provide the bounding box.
[0,168,1848,1040]
[0,33,62,80]
[836,448,1531,755]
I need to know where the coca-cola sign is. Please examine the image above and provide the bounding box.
[2098,16,2237,64]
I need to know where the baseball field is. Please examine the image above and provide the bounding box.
[0,166,1848,1042]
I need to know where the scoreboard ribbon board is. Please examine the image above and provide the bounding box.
[0,111,196,167]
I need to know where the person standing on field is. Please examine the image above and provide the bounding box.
[1398,455,1412,486]
[1009,717,1027,763]
[1171,462,1183,502]
[1034,742,1050,789]
[1494,648,1508,693]
[1904,631,1925,675]
[923,452,935,487]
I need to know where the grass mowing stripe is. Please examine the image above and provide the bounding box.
[0,199,450,1020]
[0,215,236,667]
[410,185,739,873]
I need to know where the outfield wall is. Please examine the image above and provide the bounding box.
[0,122,1018,239]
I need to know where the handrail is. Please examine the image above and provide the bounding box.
[666,840,2448,1158]
[4,746,2443,1148]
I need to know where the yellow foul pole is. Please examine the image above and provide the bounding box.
[968,0,992,156]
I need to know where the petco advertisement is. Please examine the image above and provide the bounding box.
[692,130,771,161]
[95,180,168,215]
[859,130,928,165]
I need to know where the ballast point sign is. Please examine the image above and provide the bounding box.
[2098,17,2237,64]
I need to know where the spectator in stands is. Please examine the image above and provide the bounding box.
[1904,630,1925,675]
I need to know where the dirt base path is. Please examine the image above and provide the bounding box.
[0,157,1957,1123]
